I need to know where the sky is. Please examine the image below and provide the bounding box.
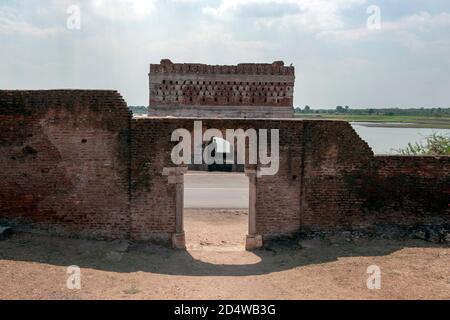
[1,0,450,108]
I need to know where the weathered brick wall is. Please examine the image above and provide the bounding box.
[253,120,303,236]
[1,92,448,243]
[130,118,304,238]
[148,59,295,118]
[0,90,131,239]
[130,118,448,239]
[358,156,450,229]
[300,124,449,234]
[300,121,375,232]
[130,118,179,242]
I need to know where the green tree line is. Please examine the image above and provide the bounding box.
[295,106,450,117]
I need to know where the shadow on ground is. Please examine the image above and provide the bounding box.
[0,232,446,277]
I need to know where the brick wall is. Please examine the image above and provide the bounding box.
[130,119,179,242]
[300,125,450,234]
[148,59,295,118]
[358,156,450,229]
[0,90,131,239]
[130,118,304,238]
[300,120,375,232]
[1,92,449,243]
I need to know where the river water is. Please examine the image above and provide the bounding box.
[351,122,450,154]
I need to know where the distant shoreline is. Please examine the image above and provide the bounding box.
[350,121,448,129]
[130,110,450,129]
[295,114,450,129]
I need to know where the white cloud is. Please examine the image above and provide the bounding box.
[0,6,63,36]
[145,23,278,62]
[319,11,450,45]
[202,0,367,30]
[46,0,158,21]
[170,0,205,3]
[90,0,157,20]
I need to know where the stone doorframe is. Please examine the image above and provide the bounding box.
[163,166,188,249]
[244,168,263,250]
[163,166,263,250]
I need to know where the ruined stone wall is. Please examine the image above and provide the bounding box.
[0,90,131,239]
[148,59,295,118]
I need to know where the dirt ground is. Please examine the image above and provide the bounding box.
[0,209,449,300]
[185,209,248,251]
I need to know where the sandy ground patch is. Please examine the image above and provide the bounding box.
[0,209,449,300]
[184,208,248,250]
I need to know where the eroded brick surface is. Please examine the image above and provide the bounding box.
[0,90,131,239]
[1,90,449,242]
